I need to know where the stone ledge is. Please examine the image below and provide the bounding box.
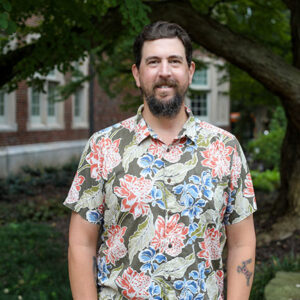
[265,271,300,300]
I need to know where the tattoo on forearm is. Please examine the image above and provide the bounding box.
[237,258,252,286]
[93,256,97,286]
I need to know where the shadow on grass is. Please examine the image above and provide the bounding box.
[0,222,72,300]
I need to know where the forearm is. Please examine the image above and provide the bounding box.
[68,244,98,300]
[226,245,255,300]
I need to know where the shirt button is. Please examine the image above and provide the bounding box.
[166,148,170,152]
[167,178,171,184]
[167,275,171,281]
[168,243,172,248]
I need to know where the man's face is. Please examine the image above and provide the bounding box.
[132,38,195,118]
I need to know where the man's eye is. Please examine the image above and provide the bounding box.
[170,59,180,64]
[148,60,158,65]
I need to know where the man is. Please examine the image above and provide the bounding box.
[64,21,257,300]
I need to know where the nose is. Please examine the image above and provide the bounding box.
[158,61,171,77]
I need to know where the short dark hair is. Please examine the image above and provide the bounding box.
[133,21,193,68]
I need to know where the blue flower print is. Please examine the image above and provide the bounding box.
[185,139,198,154]
[173,181,206,221]
[189,171,214,200]
[86,209,103,224]
[98,257,111,284]
[149,281,162,300]
[151,186,165,209]
[138,247,167,274]
[224,189,235,224]
[189,261,207,292]
[137,153,164,177]
[173,181,199,204]
[174,278,198,300]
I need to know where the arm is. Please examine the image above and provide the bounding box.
[226,214,256,300]
[68,211,100,300]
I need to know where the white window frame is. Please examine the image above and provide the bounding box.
[72,58,89,129]
[190,67,210,90]
[27,69,65,130]
[186,92,210,122]
[0,90,17,132]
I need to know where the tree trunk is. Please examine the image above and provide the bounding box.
[276,119,300,217]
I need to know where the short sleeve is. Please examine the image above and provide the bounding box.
[224,138,257,225]
[63,133,105,225]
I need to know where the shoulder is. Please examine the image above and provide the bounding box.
[90,115,138,142]
[195,118,236,140]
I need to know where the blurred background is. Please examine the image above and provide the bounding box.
[0,0,299,299]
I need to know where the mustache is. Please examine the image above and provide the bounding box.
[153,79,177,88]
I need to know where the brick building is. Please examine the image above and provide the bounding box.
[0,55,230,177]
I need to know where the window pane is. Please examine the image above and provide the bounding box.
[74,88,82,118]
[31,88,40,116]
[191,93,207,117]
[47,82,58,117]
[192,69,207,86]
[0,90,5,116]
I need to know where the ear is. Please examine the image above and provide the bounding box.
[132,64,141,88]
[188,61,196,85]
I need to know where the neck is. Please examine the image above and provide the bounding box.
[142,101,188,145]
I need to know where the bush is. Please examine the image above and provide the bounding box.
[0,158,78,200]
[0,222,72,299]
[251,169,280,192]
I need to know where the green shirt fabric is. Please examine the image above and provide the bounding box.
[64,105,257,300]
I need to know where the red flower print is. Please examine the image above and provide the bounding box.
[114,175,153,219]
[201,139,233,180]
[230,146,241,191]
[148,138,185,163]
[215,270,224,297]
[103,225,127,265]
[86,137,121,180]
[148,139,164,159]
[220,192,228,220]
[197,227,222,267]
[65,172,85,203]
[135,121,150,143]
[243,173,255,198]
[116,267,151,300]
[164,138,186,163]
[121,117,135,132]
[151,214,188,256]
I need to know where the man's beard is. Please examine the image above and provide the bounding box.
[142,78,187,119]
[145,93,184,119]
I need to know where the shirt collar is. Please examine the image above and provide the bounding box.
[134,104,198,145]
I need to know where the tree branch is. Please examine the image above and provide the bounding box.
[147,0,300,125]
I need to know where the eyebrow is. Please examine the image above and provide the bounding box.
[145,55,184,63]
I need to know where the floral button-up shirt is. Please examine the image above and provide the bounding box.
[64,105,257,300]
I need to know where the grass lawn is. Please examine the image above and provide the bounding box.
[0,222,72,300]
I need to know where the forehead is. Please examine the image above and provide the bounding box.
[141,38,186,60]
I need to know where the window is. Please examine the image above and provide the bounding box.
[0,89,17,131]
[190,93,208,118]
[72,59,89,129]
[192,69,208,86]
[47,82,58,123]
[28,69,64,130]
[0,90,5,120]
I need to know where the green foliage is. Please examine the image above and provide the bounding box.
[0,222,71,299]
[0,158,78,199]
[0,0,17,34]
[251,169,280,192]
[248,107,286,170]
[250,254,300,300]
